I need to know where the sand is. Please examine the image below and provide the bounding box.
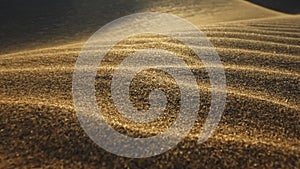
[0,0,299,168]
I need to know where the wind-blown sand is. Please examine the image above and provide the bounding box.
[0,0,299,168]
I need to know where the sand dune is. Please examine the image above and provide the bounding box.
[0,0,284,55]
[1,0,299,168]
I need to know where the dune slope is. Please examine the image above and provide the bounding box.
[0,0,300,168]
[1,14,299,168]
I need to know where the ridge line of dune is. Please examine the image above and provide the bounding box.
[208,14,299,27]
[1,22,300,58]
[1,44,298,61]
[1,71,298,110]
[1,64,298,78]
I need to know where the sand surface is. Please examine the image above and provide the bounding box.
[0,0,299,168]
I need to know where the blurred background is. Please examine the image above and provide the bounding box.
[0,0,299,53]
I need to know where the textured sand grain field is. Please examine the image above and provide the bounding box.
[0,0,299,168]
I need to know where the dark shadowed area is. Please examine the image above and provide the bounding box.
[248,0,300,14]
[0,0,146,53]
